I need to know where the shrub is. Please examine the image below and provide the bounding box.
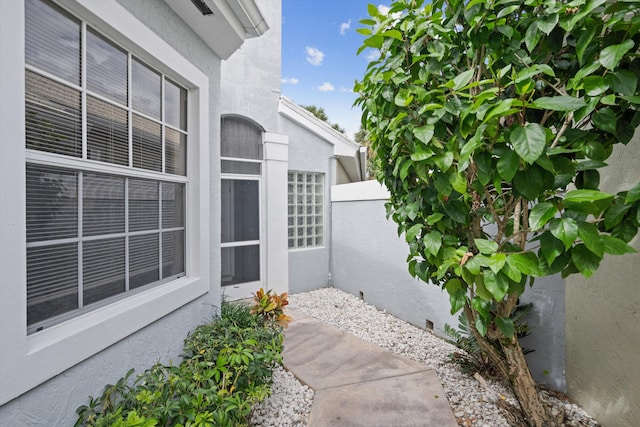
[75,300,283,427]
[250,288,292,327]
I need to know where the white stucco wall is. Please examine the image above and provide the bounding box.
[565,129,640,426]
[0,1,223,423]
[330,181,458,335]
[330,181,567,390]
[281,115,335,293]
[220,0,281,132]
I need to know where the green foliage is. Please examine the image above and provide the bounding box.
[355,1,640,423]
[445,303,533,378]
[355,0,639,330]
[75,300,283,427]
[302,104,346,133]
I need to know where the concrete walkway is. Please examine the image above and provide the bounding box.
[282,309,458,427]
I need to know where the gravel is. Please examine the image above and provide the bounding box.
[252,287,601,427]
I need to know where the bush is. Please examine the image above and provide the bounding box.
[75,300,284,427]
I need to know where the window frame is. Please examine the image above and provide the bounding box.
[0,0,211,405]
[287,170,325,250]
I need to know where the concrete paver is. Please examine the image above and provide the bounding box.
[283,309,457,427]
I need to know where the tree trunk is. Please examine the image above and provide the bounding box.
[499,337,557,427]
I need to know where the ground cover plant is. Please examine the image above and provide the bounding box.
[75,299,284,427]
[355,0,640,425]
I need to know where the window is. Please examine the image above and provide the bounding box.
[25,0,188,332]
[288,171,324,249]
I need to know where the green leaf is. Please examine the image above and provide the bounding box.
[625,182,640,204]
[489,253,507,274]
[524,22,541,53]
[502,261,522,283]
[434,152,454,171]
[394,89,413,107]
[576,25,596,65]
[583,76,609,96]
[602,235,637,255]
[413,125,435,145]
[577,222,604,258]
[363,34,384,49]
[381,29,403,40]
[495,317,515,339]
[411,146,435,161]
[550,218,579,250]
[427,213,444,225]
[530,96,587,111]
[592,108,617,134]
[509,123,546,164]
[449,172,467,194]
[400,159,413,181]
[474,275,492,300]
[529,202,558,230]
[540,231,564,265]
[513,168,545,200]
[475,316,487,337]
[472,297,491,320]
[497,4,519,18]
[405,224,422,242]
[605,203,632,229]
[607,70,637,96]
[497,149,519,181]
[507,253,541,277]
[599,39,635,71]
[536,13,558,35]
[483,270,509,301]
[446,278,466,314]
[424,231,443,257]
[564,189,614,204]
[474,239,499,255]
[452,69,475,91]
[571,244,602,278]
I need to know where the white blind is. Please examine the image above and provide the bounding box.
[24,0,188,332]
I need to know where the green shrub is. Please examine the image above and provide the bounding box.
[75,300,284,427]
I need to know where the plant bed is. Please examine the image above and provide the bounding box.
[75,297,285,427]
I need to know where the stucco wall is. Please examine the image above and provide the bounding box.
[0,1,223,423]
[281,115,334,293]
[330,181,566,390]
[220,0,281,132]
[0,299,214,425]
[330,182,457,335]
[565,130,640,427]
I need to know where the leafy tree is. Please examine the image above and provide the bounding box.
[302,104,346,133]
[355,1,640,425]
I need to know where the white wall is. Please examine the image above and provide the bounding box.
[330,181,566,391]
[281,115,335,293]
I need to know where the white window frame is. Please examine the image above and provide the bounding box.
[0,0,210,405]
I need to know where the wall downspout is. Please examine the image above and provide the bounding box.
[328,155,337,287]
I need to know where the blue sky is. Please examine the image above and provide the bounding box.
[281,1,391,139]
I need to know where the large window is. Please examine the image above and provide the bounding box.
[288,171,324,249]
[25,0,187,332]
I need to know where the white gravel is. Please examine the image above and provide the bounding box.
[252,287,600,427]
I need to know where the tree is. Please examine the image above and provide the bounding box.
[302,104,346,133]
[355,1,640,426]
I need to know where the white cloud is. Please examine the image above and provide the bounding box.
[305,46,325,66]
[282,77,299,84]
[365,49,380,62]
[340,19,351,35]
[340,87,353,93]
[317,82,335,92]
[378,4,391,15]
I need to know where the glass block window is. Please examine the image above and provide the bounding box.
[24,0,188,332]
[288,171,324,249]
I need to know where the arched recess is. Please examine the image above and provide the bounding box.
[220,115,264,298]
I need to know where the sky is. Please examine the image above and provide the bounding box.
[281,1,391,140]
